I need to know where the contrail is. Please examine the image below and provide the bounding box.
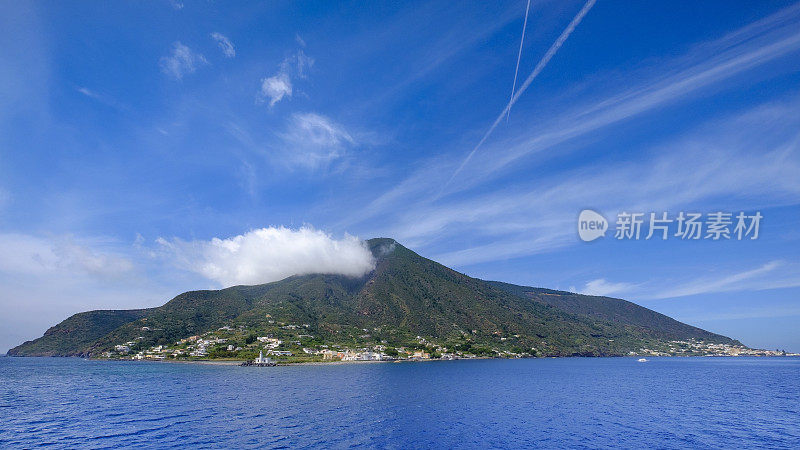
[444,0,597,189]
[508,0,532,121]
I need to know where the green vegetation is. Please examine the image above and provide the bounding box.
[7,309,149,357]
[7,238,741,359]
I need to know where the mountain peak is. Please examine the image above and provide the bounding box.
[367,237,400,260]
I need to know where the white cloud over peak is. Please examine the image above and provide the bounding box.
[160,42,207,79]
[156,226,375,287]
[211,32,235,58]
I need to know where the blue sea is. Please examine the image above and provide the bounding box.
[1,357,798,448]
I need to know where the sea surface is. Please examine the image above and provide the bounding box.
[1,357,798,449]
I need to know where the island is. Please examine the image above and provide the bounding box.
[7,239,794,363]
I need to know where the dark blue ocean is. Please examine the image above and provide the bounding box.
[1,357,798,448]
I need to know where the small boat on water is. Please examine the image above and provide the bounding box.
[637,358,648,362]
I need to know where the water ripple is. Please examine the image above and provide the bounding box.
[1,357,799,448]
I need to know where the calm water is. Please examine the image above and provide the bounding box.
[1,357,798,448]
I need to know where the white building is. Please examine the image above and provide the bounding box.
[254,350,272,364]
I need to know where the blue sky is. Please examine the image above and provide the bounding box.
[1,1,799,353]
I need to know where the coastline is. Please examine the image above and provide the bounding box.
[5,353,799,367]
[134,354,800,367]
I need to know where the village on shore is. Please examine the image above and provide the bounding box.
[106,328,485,364]
[100,319,798,364]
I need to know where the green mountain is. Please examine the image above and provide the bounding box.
[8,309,149,357]
[487,282,729,343]
[8,238,739,358]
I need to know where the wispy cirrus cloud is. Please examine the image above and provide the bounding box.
[211,32,235,58]
[75,86,129,111]
[447,0,597,185]
[0,233,136,280]
[357,2,800,217]
[448,2,800,191]
[257,50,314,106]
[76,86,101,100]
[160,42,207,79]
[258,73,292,106]
[681,306,800,323]
[279,112,356,169]
[0,232,175,353]
[346,4,800,267]
[352,2,523,111]
[648,261,794,300]
[223,111,361,178]
[576,278,638,297]
[371,98,800,266]
[575,260,800,302]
